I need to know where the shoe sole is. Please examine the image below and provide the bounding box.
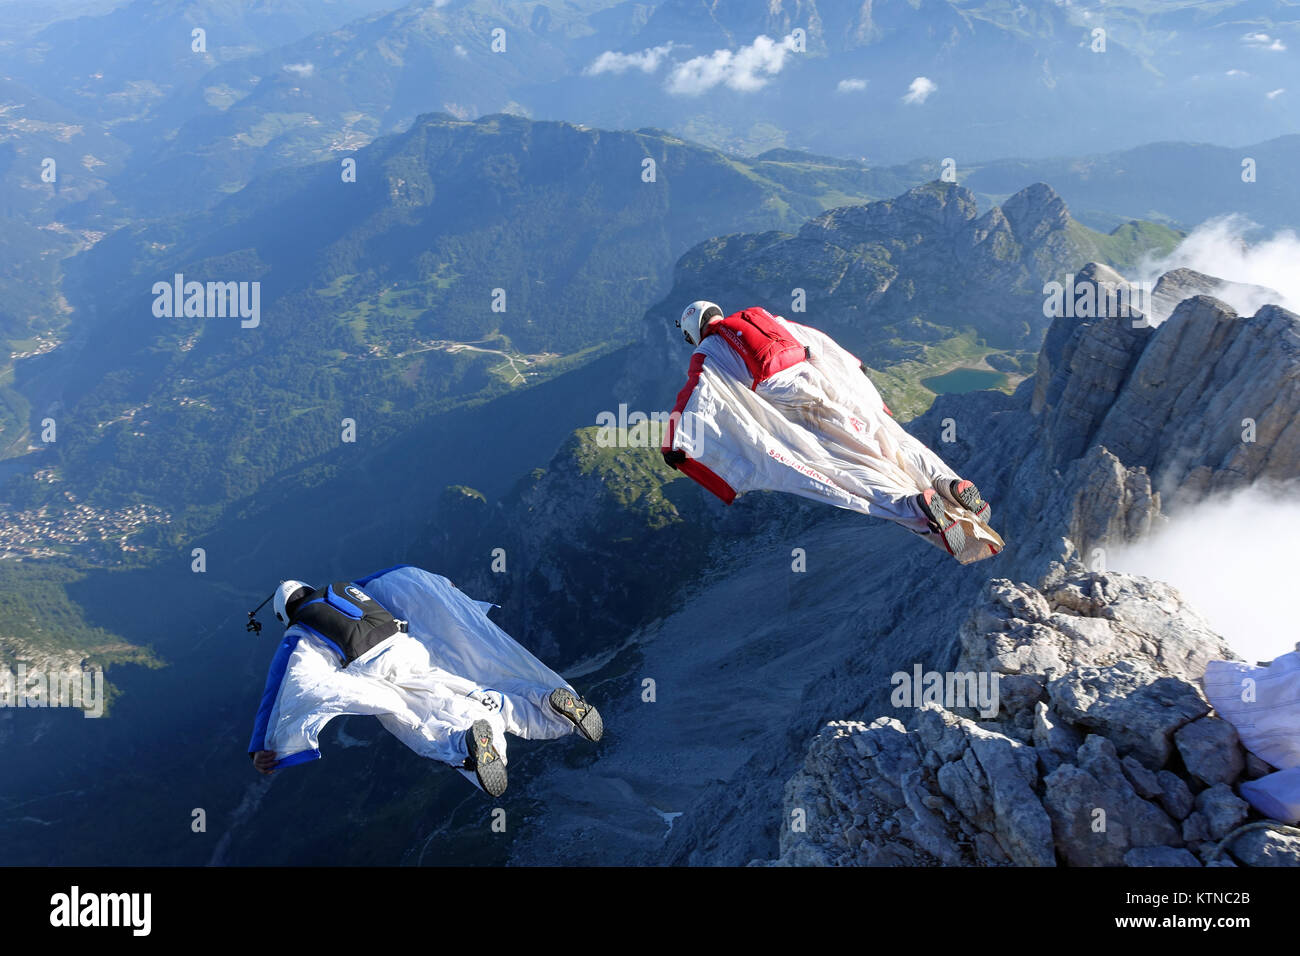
[467,719,507,797]
[952,480,992,525]
[918,490,967,557]
[549,687,604,742]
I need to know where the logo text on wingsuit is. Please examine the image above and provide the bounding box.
[151,273,260,328]
[766,446,836,489]
[50,886,151,936]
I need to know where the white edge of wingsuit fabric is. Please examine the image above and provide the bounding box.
[669,316,1003,564]
[1204,649,1300,750]
[360,567,576,740]
[1204,648,1300,823]
[1239,768,1300,825]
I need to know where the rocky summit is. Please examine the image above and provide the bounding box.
[767,567,1300,868]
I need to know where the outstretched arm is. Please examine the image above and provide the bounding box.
[659,352,739,504]
[661,353,707,468]
[247,633,421,773]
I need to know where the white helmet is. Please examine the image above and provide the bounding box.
[676,300,723,346]
[273,580,314,626]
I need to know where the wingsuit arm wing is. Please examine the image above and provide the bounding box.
[784,319,893,416]
[247,631,421,771]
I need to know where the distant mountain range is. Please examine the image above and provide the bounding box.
[4,0,1297,223]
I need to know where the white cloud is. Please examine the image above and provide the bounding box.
[282,62,314,78]
[1137,214,1300,319]
[837,78,868,93]
[902,76,937,105]
[1225,69,1249,77]
[1242,31,1286,51]
[1267,87,1286,99]
[454,44,468,59]
[585,42,676,76]
[665,34,798,95]
[1110,484,1300,661]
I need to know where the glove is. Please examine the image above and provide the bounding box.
[662,448,687,469]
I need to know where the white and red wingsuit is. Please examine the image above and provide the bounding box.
[661,306,1003,563]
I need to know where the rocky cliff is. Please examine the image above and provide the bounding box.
[757,270,1300,867]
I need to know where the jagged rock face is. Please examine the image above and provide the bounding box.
[1002,183,1071,245]
[773,181,1076,351]
[928,263,1300,581]
[1058,447,1160,562]
[1090,298,1300,501]
[1030,266,1300,505]
[761,567,1282,867]
[1032,263,1156,465]
[957,569,1230,689]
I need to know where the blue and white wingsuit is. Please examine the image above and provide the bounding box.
[248,565,584,790]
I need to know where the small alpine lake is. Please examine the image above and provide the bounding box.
[921,367,1008,394]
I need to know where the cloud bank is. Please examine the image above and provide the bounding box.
[585,42,676,76]
[1138,215,1300,317]
[1109,484,1300,662]
[1242,32,1287,51]
[665,34,799,95]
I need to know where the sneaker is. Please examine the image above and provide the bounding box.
[548,687,604,742]
[915,488,967,557]
[463,719,507,797]
[949,478,991,524]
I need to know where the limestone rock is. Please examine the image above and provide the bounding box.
[1047,661,1208,767]
[1228,828,1300,867]
[1174,717,1245,787]
[1196,784,1250,841]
